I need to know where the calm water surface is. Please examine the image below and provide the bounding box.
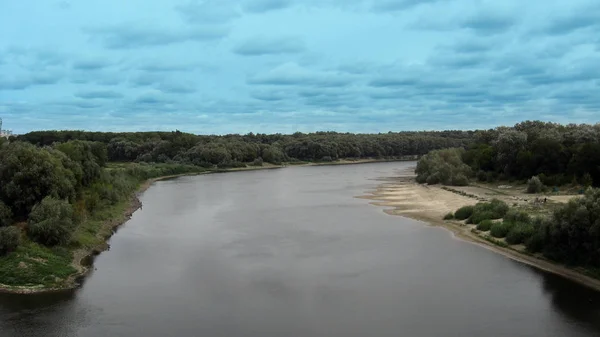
[1,162,599,337]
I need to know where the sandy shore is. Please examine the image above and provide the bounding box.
[360,167,600,292]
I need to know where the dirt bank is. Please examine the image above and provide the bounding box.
[360,167,600,292]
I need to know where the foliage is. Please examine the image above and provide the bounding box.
[476,219,494,231]
[415,148,473,185]
[443,212,454,220]
[454,206,474,220]
[530,188,600,267]
[0,142,77,217]
[0,201,13,227]
[251,157,264,167]
[27,197,75,246]
[527,176,543,193]
[468,199,509,224]
[490,221,515,238]
[504,209,531,224]
[505,223,535,245]
[0,226,20,255]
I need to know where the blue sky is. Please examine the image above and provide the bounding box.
[1,0,599,134]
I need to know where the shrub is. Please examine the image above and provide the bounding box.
[504,209,531,224]
[490,221,515,238]
[468,199,509,224]
[505,223,535,245]
[476,219,494,231]
[251,157,264,167]
[451,174,469,186]
[470,211,496,224]
[426,173,440,185]
[415,148,472,186]
[477,170,487,182]
[27,197,75,246]
[455,206,474,220]
[525,231,546,253]
[443,212,454,220]
[527,176,543,193]
[0,201,13,227]
[0,226,20,255]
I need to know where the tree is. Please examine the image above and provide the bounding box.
[0,226,20,255]
[0,201,13,227]
[27,197,75,246]
[527,176,543,193]
[0,142,77,217]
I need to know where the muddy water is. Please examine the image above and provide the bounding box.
[1,162,599,337]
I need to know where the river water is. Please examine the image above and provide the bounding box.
[1,162,599,337]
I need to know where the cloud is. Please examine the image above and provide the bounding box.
[372,0,447,11]
[130,73,164,87]
[243,0,293,13]
[250,90,291,101]
[460,13,516,35]
[0,73,61,90]
[72,58,112,70]
[84,24,229,49]
[157,81,197,94]
[248,62,353,87]
[175,0,240,24]
[541,11,600,35]
[233,36,306,55]
[74,90,124,99]
[369,77,419,87]
[134,91,175,105]
[136,62,199,72]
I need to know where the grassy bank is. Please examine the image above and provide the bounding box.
[0,158,410,293]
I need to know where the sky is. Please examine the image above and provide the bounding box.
[1,0,599,134]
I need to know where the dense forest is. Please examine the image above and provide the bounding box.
[15,130,473,166]
[416,121,600,187]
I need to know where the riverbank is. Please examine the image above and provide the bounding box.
[360,168,600,292]
[0,158,409,294]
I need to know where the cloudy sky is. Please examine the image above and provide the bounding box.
[1,0,599,134]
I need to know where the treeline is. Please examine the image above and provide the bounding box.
[15,130,474,166]
[0,139,202,261]
[416,121,600,187]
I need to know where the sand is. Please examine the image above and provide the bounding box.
[360,167,600,292]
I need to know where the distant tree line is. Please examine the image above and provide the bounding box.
[15,130,474,167]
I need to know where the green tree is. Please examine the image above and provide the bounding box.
[0,226,20,255]
[27,197,75,246]
[0,142,77,216]
[0,201,13,227]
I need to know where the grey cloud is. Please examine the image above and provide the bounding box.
[248,62,353,87]
[233,36,306,56]
[250,90,291,101]
[75,90,124,99]
[0,73,61,90]
[84,24,229,49]
[243,0,292,13]
[137,62,199,72]
[369,78,419,87]
[157,81,197,94]
[134,93,175,105]
[130,73,164,87]
[372,0,446,11]
[175,0,240,24]
[460,13,516,35]
[0,78,31,90]
[72,58,112,70]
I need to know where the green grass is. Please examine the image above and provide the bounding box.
[0,240,76,288]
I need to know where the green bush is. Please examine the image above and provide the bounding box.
[505,223,535,245]
[251,158,264,167]
[0,201,13,227]
[27,197,75,246]
[490,221,515,238]
[451,174,469,186]
[476,220,494,231]
[0,226,20,255]
[454,206,474,220]
[525,231,546,253]
[527,176,543,193]
[443,212,454,220]
[504,209,531,223]
[468,199,509,224]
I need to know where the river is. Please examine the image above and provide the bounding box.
[1,162,599,337]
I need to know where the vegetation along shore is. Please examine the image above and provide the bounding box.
[363,121,600,291]
[1,121,599,293]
